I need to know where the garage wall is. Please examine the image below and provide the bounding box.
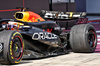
[0,0,49,19]
[24,0,49,14]
[0,0,87,19]
[52,0,75,3]
[0,0,23,19]
[75,0,86,12]
[52,3,76,12]
[52,3,67,12]
[0,0,23,10]
[52,0,69,3]
[86,0,100,14]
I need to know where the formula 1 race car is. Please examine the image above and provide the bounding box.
[0,7,97,64]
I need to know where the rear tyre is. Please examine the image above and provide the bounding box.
[70,24,97,53]
[0,30,24,64]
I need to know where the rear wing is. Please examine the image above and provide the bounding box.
[40,10,86,21]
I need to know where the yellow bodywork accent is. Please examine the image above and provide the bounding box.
[15,11,29,22]
[69,12,73,18]
[14,11,45,23]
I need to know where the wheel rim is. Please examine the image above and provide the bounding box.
[12,36,23,60]
[88,30,96,48]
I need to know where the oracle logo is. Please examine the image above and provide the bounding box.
[32,32,57,40]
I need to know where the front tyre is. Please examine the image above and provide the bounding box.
[0,30,24,64]
[70,24,97,53]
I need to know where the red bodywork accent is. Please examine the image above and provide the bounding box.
[43,29,53,33]
[27,11,45,22]
[47,29,52,33]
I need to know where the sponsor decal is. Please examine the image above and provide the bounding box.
[32,32,57,40]
[0,43,3,53]
[43,29,52,33]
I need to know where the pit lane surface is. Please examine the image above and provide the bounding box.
[1,52,100,66]
[1,34,100,66]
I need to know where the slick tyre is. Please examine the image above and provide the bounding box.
[0,30,24,64]
[70,24,97,53]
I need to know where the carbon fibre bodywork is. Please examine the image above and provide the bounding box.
[0,9,97,63]
[0,19,69,59]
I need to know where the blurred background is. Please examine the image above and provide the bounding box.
[0,0,99,29]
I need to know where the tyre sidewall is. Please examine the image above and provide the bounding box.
[8,31,24,64]
[70,24,97,53]
[85,24,97,52]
